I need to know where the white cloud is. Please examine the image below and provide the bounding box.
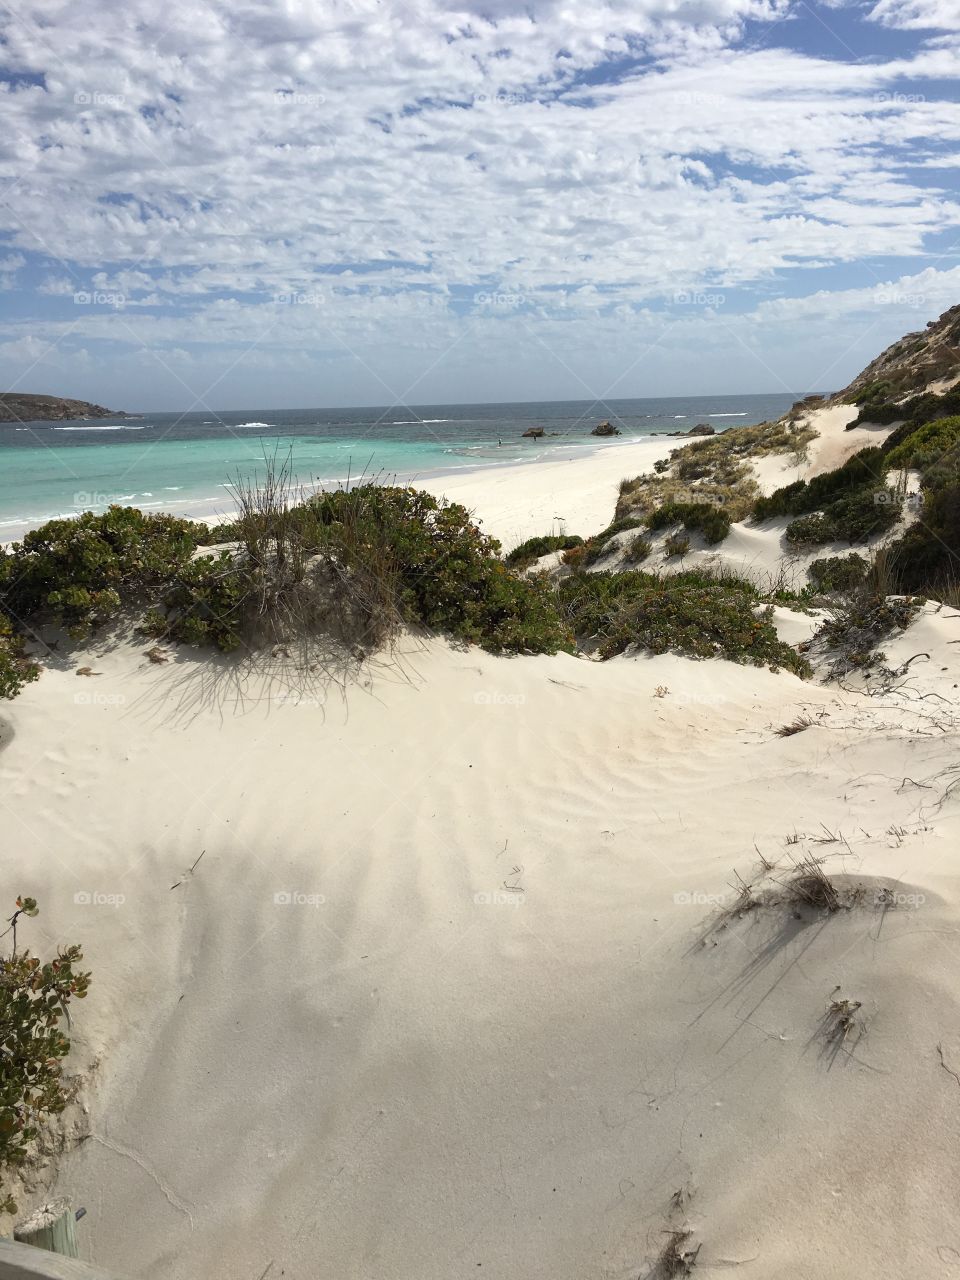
[0,0,957,403]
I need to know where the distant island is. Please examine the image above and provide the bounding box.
[0,393,129,423]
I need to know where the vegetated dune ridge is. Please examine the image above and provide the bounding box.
[4,346,960,1278]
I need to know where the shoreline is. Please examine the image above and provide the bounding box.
[0,434,681,546]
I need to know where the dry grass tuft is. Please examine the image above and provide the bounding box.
[656,1231,701,1277]
[784,855,843,911]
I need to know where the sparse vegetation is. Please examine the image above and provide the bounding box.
[663,531,691,558]
[616,418,817,524]
[562,517,647,568]
[0,897,90,1215]
[812,582,921,678]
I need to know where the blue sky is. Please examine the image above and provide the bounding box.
[0,0,959,410]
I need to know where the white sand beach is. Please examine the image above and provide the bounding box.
[4,400,960,1280]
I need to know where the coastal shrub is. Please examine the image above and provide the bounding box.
[785,486,901,546]
[154,485,572,656]
[581,517,646,566]
[2,507,206,637]
[504,534,583,570]
[646,501,731,545]
[753,449,890,523]
[622,535,652,565]
[663,531,691,557]
[885,416,960,471]
[0,897,90,1215]
[807,554,869,593]
[557,569,810,675]
[0,615,39,700]
[885,448,960,597]
[813,588,922,679]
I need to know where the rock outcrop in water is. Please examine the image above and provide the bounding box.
[0,394,128,423]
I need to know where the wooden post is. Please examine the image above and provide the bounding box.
[13,1202,78,1258]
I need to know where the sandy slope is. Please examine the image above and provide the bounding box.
[4,404,960,1279]
[3,604,960,1279]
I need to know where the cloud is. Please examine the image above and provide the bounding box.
[0,0,957,404]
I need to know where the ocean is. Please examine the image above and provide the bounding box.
[0,393,799,537]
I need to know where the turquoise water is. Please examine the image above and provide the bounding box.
[0,394,799,536]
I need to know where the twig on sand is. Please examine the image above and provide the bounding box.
[937,1042,960,1089]
[170,849,206,890]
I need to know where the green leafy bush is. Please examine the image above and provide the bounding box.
[753,449,890,522]
[504,534,583,569]
[646,501,731,545]
[557,569,810,674]
[885,416,960,471]
[0,898,90,1215]
[2,507,206,637]
[807,554,869,593]
[785,486,901,546]
[0,615,38,700]
[156,486,572,656]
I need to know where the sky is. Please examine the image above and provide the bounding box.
[0,0,959,412]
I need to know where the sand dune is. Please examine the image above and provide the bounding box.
[4,404,960,1279]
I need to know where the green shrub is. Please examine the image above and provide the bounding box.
[557,569,810,675]
[0,897,90,1214]
[156,486,572,656]
[663,531,691,557]
[646,501,731,545]
[623,536,652,565]
[785,486,901,546]
[0,615,39,700]
[814,590,922,678]
[885,449,960,596]
[752,481,808,522]
[2,508,206,637]
[885,416,960,471]
[504,534,583,569]
[807,554,869,593]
